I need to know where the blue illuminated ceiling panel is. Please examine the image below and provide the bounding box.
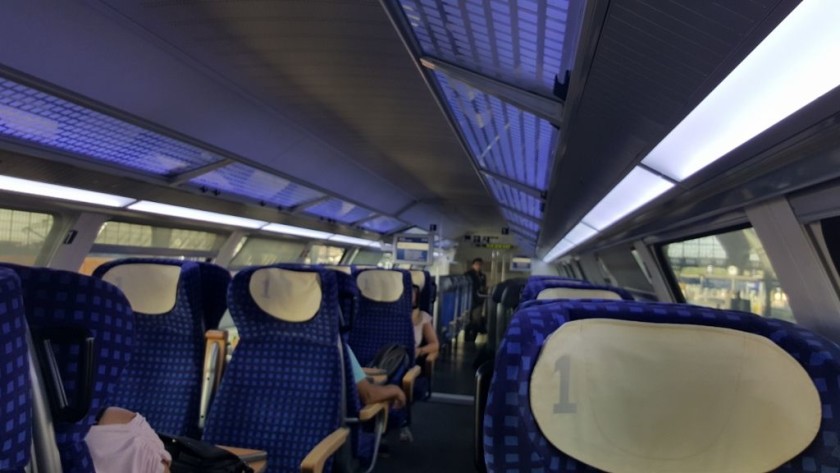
[486,174,542,219]
[436,72,556,190]
[501,208,539,233]
[360,215,405,234]
[188,163,324,208]
[398,0,571,96]
[305,198,375,224]
[0,77,224,176]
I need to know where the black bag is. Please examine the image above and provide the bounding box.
[367,344,410,381]
[158,434,256,473]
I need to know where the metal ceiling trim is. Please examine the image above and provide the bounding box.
[420,56,563,126]
[482,170,546,199]
[0,64,408,224]
[378,0,501,221]
[167,159,236,186]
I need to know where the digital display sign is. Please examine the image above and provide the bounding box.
[393,234,432,265]
[510,257,532,272]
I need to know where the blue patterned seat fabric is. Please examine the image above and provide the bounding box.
[519,278,633,304]
[0,264,133,473]
[413,271,433,313]
[332,269,360,336]
[203,266,344,473]
[93,258,217,437]
[196,262,232,330]
[485,300,840,472]
[348,269,415,367]
[0,269,30,473]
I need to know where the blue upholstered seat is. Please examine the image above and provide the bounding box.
[93,259,229,437]
[519,278,632,304]
[348,269,415,366]
[485,300,840,472]
[203,266,345,473]
[1,264,133,473]
[0,269,30,473]
[196,262,233,330]
[411,270,433,313]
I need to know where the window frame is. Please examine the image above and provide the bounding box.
[87,218,229,261]
[0,203,65,267]
[654,222,777,308]
[227,234,309,269]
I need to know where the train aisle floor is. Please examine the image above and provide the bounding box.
[377,400,475,473]
[432,334,486,395]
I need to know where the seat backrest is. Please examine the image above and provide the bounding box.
[93,258,212,437]
[410,270,432,313]
[520,278,632,304]
[1,264,133,473]
[203,266,343,473]
[486,300,840,472]
[196,262,232,329]
[349,269,414,365]
[0,269,30,473]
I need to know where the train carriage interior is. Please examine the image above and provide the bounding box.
[2,0,840,472]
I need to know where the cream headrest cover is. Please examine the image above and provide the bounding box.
[324,265,352,275]
[410,271,426,290]
[357,270,404,303]
[530,319,820,473]
[249,268,321,322]
[102,264,181,315]
[537,287,623,301]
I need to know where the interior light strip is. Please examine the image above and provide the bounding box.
[642,0,840,181]
[328,234,381,248]
[544,2,840,263]
[261,223,334,240]
[128,200,267,229]
[0,174,137,208]
[543,168,673,262]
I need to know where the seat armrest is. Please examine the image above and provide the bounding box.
[199,330,228,429]
[359,402,388,422]
[402,365,422,403]
[300,428,350,473]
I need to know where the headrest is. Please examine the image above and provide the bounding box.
[249,268,322,322]
[530,318,820,473]
[324,265,352,275]
[357,270,404,303]
[537,287,624,301]
[101,263,181,315]
[410,270,426,290]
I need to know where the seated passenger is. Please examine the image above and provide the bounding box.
[411,285,439,358]
[85,407,172,473]
[348,346,406,408]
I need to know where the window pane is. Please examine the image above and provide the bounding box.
[663,227,793,322]
[0,208,54,265]
[80,220,226,275]
[230,237,306,268]
[94,221,223,250]
[353,249,385,266]
[305,245,345,265]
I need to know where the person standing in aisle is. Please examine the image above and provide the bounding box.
[464,258,487,342]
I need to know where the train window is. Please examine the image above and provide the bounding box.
[662,227,793,322]
[0,208,54,265]
[229,237,306,269]
[352,249,385,266]
[80,221,225,274]
[600,247,655,293]
[304,244,345,264]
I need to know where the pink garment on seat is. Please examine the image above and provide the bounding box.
[85,413,171,473]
